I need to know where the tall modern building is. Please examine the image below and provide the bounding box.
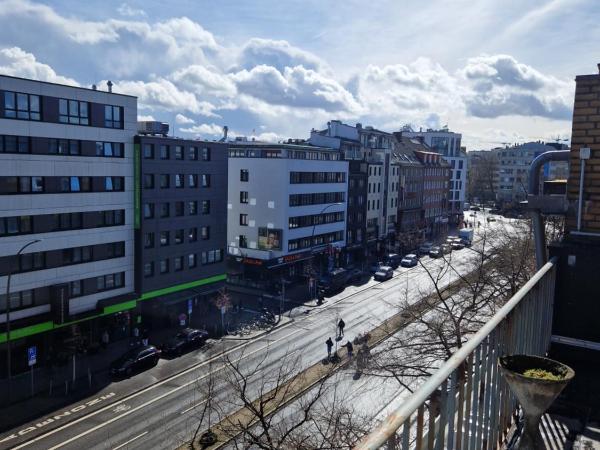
[227,140,348,289]
[134,133,227,333]
[0,76,136,375]
[404,128,466,223]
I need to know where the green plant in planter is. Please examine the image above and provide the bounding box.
[522,368,563,381]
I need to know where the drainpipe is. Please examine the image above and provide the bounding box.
[527,150,570,269]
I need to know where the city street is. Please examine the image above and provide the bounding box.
[1,219,508,450]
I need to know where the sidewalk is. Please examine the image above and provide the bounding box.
[0,310,285,434]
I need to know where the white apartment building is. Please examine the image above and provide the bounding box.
[227,141,348,283]
[0,75,136,374]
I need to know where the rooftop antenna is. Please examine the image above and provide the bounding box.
[219,125,228,142]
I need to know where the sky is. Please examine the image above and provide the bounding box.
[0,0,598,150]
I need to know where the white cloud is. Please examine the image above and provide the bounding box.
[0,46,79,86]
[175,113,195,124]
[171,65,237,97]
[180,123,224,136]
[137,114,155,121]
[230,65,362,114]
[235,38,328,73]
[117,3,147,17]
[107,78,220,117]
[461,55,573,120]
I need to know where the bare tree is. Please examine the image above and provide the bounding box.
[190,345,370,450]
[467,151,498,204]
[366,219,535,391]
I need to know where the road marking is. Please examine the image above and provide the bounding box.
[112,431,148,450]
[112,404,131,414]
[179,400,208,415]
[6,254,462,449]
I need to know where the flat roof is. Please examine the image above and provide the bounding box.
[0,74,137,99]
[228,141,333,151]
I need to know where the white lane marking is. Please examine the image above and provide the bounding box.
[179,400,208,415]
[112,404,130,414]
[112,431,148,450]
[16,327,306,450]
[10,255,456,449]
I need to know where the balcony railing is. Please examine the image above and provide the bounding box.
[355,257,557,450]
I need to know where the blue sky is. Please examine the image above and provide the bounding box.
[0,0,598,149]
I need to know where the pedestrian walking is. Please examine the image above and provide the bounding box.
[326,337,334,359]
[345,341,354,358]
[338,318,345,338]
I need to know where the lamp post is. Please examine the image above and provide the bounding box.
[5,239,41,402]
[309,202,343,301]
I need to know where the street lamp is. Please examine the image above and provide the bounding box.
[308,202,343,301]
[5,239,41,402]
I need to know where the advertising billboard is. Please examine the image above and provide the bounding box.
[258,227,282,250]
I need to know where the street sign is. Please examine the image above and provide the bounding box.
[187,298,193,315]
[179,313,187,326]
[27,346,37,366]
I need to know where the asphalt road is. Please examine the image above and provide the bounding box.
[2,218,509,450]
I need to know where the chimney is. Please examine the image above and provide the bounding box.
[92,84,97,91]
[107,80,113,93]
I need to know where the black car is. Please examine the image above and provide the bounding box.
[345,268,364,284]
[318,268,347,296]
[162,328,209,356]
[385,253,402,269]
[110,345,160,377]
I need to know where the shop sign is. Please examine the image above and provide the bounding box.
[28,346,36,366]
[178,313,187,326]
[243,257,263,266]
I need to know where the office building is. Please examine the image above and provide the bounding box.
[0,75,136,375]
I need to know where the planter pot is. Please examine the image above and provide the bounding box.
[499,354,574,450]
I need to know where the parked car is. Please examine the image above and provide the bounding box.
[429,246,443,258]
[369,261,385,273]
[451,242,465,250]
[441,243,452,254]
[460,238,472,247]
[400,254,419,267]
[418,242,434,255]
[161,328,209,356]
[487,216,496,222]
[345,268,364,284]
[470,206,481,211]
[110,345,160,377]
[385,253,402,269]
[374,266,394,281]
[318,268,348,295]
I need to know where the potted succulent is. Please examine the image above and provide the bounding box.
[499,354,574,450]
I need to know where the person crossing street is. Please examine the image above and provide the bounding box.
[326,337,334,359]
[338,318,345,338]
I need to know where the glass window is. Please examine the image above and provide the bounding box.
[71,280,82,297]
[144,174,154,189]
[240,214,248,226]
[175,201,184,216]
[188,174,197,188]
[174,256,183,271]
[175,229,184,244]
[104,177,113,191]
[143,144,154,159]
[144,232,154,248]
[240,191,248,203]
[189,147,198,160]
[160,174,169,188]
[59,99,88,125]
[144,262,154,277]
[104,105,122,128]
[4,135,17,152]
[201,226,210,240]
[17,136,29,153]
[114,272,124,287]
[188,253,196,268]
[105,274,115,289]
[240,169,249,182]
[188,201,197,215]
[160,145,169,159]
[189,228,197,242]
[160,259,169,274]
[160,231,169,246]
[175,174,184,188]
[174,146,183,160]
[160,203,169,218]
[4,92,40,121]
[144,203,154,219]
[202,174,211,187]
[4,91,16,117]
[202,200,210,214]
[202,147,211,161]
[31,177,43,192]
[97,275,106,291]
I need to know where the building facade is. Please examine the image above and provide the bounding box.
[404,128,465,224]
[0,76,136,375]
[226,141,348,290]
[134,135,227,334]
[413,150,451,238]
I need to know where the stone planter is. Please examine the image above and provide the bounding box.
[499,354,574,450]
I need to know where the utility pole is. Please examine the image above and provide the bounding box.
[5,239,41,403]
